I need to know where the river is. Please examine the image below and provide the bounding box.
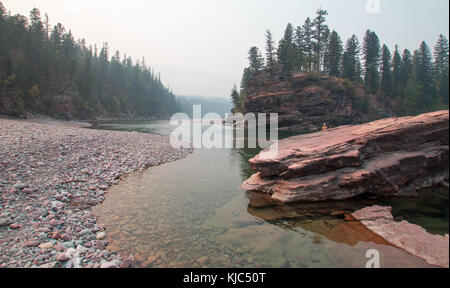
[91,120,448,268]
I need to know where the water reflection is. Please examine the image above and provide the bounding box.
[91,120,447,268]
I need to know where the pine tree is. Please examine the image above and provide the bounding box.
[342,35,361,81]
[294,26,304,72]
[0,3,180,117]
[433,34,449,75]
[277,23,294,73]
[248,46,264,72]
[265,30,276,69]
[302,17,314,72]
[380,44,393,95]
[324,30,343,77]
[417,41,435,103]
[240,67,251,96]
[392,45,402,89]
[0,2,5,16]
[363,30,381,93]
[433,34,449,104]
[355,59,363,83]
[312,8,329,72]
[400,49,413,87]
[231,85,240,108]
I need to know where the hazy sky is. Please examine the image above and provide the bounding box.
[3,0,449,98]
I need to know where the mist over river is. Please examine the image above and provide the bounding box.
[91,120,448,268]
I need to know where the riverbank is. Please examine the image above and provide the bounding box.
[0,119,192,268]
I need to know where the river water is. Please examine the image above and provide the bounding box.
[91,120,448,268]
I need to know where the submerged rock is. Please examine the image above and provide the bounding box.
[352,206,449,268]
[243,111,449,203]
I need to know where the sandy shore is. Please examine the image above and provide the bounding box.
[0,119,192,268]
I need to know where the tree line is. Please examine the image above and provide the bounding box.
[232,8,449,116]
[0,2,179,118]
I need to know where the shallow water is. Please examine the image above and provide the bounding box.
[91,120,448,268]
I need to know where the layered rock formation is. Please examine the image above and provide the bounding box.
[244,70,389,132]
[243,111,449,203]
[351,206,449,268]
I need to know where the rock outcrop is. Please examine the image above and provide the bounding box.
[244,70,389,132]
[243,111,449,203]
[351,206,449,268]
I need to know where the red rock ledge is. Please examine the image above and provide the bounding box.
[243,110,449,203]
[351,206,449,268]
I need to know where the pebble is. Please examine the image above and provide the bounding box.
[56,253,70,262]
[96,232,106,240]
[39,242,54,250]
[0,217,12,227]
[23,241,41,248]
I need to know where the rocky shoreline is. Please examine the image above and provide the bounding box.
[0,119,192,268]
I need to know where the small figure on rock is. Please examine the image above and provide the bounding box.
[322,123,328,131]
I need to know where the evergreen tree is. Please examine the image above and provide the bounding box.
[265,30,276,69]
[324,30,343,77]
[380,44,393,95]
[240,67,251,96]
[0,2,5,16]
[391,45,402,90]
[0,3,179,118]
[433,34,449,75]
[433,34,449,104]
[277,23,295,73]
[363,30,381,93]
[312,8,328,72]
[294,26,304,72]
[355,59,363,83]
[248,46,264,72]
[231,85,240,108]
[416,41,435,103]
[302,17,314,72]
[400,49,413,87]
[342,35,361,81]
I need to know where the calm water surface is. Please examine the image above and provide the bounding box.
[91,120,448,268]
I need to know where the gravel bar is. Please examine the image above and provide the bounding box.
[0,119,192,268]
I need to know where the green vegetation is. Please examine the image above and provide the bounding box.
[233,8,449,116]
[0,2,178,118]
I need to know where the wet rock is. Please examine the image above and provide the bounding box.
[352,206,449,268]
[120,255,135,268]
[196,256,209,265]
[94,241,106,250]
[243,111,449,203]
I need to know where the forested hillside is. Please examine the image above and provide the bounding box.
[233,9,449,116]
[177,95,232,118]
[0,2,179,119]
